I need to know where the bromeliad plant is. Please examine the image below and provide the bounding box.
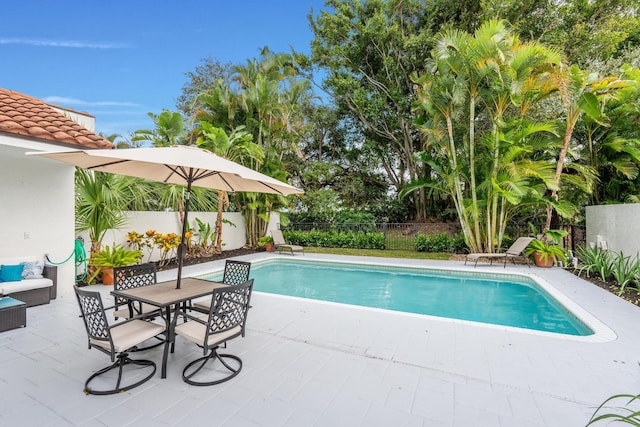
[576,245,640,295]
[576,245,614,281]
[524,229,569,267]
[88,244,143,284]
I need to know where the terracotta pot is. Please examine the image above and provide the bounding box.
[265,242,275,252]
[101,267,114,285]
[533,251,553,268]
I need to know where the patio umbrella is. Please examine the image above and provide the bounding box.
[28,145,303,288]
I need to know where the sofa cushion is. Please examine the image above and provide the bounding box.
[21,259,45,279]
[0,278,53,295]
[0,256,39,266]
[0,264,24,282]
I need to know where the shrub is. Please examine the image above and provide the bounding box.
[415,232,465,253]
[576,246,640,294]
[283,229,385,250]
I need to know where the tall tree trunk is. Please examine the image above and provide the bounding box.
[468,93,481,248]
[544,109,578,232]
[213,190,226,254]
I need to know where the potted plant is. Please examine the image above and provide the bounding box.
[257,235,275,252]
[524,229,569,268]
[89,244,143,285]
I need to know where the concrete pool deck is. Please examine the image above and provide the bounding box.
[1,252,639,426]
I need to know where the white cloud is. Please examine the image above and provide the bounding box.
[43,96,141,108]
[0,38,127,49]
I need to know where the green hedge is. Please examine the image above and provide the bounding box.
[414,232,467,253]
[283,229,386,250]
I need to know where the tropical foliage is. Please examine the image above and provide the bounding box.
[576,246,640,295]
[75,169,147,260]
[587,393,640,426]
[112,0,640,256]
[414,232,466,254]
[283,229,386,250]
[192,48,312,246]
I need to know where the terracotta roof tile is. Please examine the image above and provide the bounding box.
[0,88,114,149]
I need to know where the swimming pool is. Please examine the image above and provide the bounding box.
[199,259,597,336]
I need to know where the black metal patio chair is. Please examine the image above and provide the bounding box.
[74,286,165,395]
[193,260,251,316]
[175,279,253,386]
[113,262,161,320]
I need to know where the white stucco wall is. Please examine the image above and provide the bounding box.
[586,204,640,257]
[90,211,250,263]
[0,138,76,288]
[78,210,283,264]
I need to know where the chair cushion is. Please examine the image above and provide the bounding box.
[175,318,241,348]
[113,303,161,319]
[90,320,165,353]
[0,277,53,294]
[193,298,212,312]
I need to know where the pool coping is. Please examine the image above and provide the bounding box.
[196,256,617,344]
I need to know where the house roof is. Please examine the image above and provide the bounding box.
[0,88,114,148]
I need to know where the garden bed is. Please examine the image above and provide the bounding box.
[155,247,258,271]
[572,272,640,307]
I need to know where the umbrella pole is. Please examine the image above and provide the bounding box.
[176,180,192,289]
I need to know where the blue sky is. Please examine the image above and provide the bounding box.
[1,0,327,139]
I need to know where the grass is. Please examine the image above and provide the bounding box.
[303,246,452,260]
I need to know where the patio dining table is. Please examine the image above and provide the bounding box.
[111,277,227,378]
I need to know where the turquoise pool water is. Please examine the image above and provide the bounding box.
[200,259,593,336]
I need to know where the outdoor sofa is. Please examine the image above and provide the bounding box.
[0,256,57,306]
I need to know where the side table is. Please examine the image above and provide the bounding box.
[0,297,27,332]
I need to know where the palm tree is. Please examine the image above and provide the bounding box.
[580,67,640,205]
[194,49,310,246]
[75,169,138,263]
[541,65,631,232]
[132,110,185,147]
[409,20,562,252]
[195,122,264,252]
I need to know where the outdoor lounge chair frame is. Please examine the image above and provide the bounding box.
[464,237,535,268]
[270,229,304,255]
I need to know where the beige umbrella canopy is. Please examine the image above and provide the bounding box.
[28,145,303,288]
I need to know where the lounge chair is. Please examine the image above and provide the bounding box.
[465,237,535,268]
[270,229,304,255]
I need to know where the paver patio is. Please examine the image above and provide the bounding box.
[1,252,638,426]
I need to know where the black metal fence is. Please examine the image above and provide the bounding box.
[284,222,461,252]
[284,222,586,253]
